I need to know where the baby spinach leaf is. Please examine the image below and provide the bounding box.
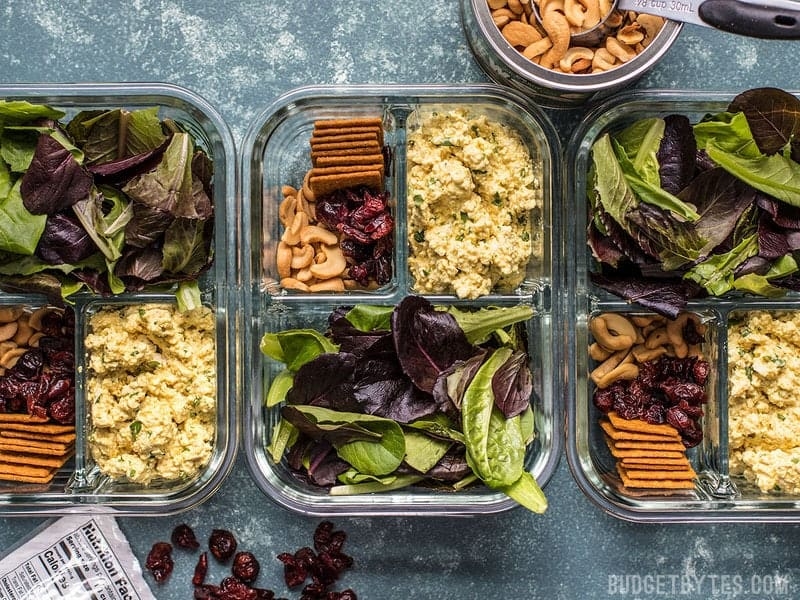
[705,142,800,206]
[402,428,451,474]
[265,369,295,408]
[500,471,547,514]
[345,304,393,331]
[0,180,46,255]
[462,347,526,488]
[0,100,64,122]
[260,329,338,370]
[330,474,423,496]
[442,304,533,345]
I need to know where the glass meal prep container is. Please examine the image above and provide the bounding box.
[566,89,800,522]
[0,83,237,516]
[241,84,562,516]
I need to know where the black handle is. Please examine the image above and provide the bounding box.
[699,0,800,38]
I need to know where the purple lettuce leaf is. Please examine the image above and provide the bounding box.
[391,295,477,393]
[491,350,532,419]
[20,134,93,215]
[657,114,696,195]
[35,213,97,265]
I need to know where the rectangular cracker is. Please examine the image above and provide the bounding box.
[310,132,380,144]
[0,422,75,434]
[0,462,57,478]
[0,470,56,484]
[0,413,49,423]
[1,430,76,444]
[604,437,685,460]
[0,439,73,454]
[600,419,681,442]
[617,464,696,489]
[620,457,692,468]
[610,438,687,452]
[313,153,386,167]
[310,164,385,177]
[0,450,71,468]
[607,411,681,437]
[619,466,696,480]
[314,117,383,129]
[310,140,382,153]
[309,170,384,197]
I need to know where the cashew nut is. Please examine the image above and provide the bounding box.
[0,347,27,369]
[276,241,293,279]
[590,348,628,383]
[280,277,311,292]
[631,343,667,363]
[300,225,339,246]
[310,244,347,280]
[282,211,309,245]
[539,4,571,68]
[279,194,297,227]
[489,0,508,8]
[0,322,18,343]
[309,277,346,293]
[616,23,645,45]
[637,13,665,45]
[590,313,637,351]
[523,37,553,61]
[595,362,639,389]
[606,36,637,62]
[644,326,669,349]
[0,307,23,323]
[591,47,617,71]
[502,20,543,47]
[589,341,612,361]
[559,46,594,73]
[290,244,315,270]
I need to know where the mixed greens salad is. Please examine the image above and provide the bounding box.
[0,100,213,307]
[261,295,547,514]
[588,87,800,317]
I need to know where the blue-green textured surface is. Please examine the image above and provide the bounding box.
[1,1,800,598]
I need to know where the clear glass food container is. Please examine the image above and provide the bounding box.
[241,84,562,516]
[0,84,237,515]
[566,89,800,522]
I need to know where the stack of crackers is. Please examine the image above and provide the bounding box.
[0,413,74,484]
[306,117,385,199]
[601,411,696,490]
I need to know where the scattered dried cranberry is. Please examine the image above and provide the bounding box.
[145,541,174,583]
[193,551,209,586]
[232,551,260,584]
[173,523,201,549]
[209,529,237,562]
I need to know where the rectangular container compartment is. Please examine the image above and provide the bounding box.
[566,90,800,522]
[0,84,237,515]
[241,84,562,516]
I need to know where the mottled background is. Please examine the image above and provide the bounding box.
[1,1,800,599]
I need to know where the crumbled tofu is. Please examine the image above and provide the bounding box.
[85,304,216,486]
[406,107,543,299]
[728,310,800,494]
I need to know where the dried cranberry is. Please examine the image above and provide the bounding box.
[218,577,263,600]
[193,551,209,586]
[278,551,309,588]
[194,584,221,599]
[692,358,710,385]
[330,591,358,600]
[209,529,238,562]
[145,541,174,583]
[232,551,260,584]
[172,523,200,549]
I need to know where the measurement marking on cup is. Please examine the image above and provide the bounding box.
[632,0,696,13]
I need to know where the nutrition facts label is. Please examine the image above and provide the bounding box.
[0,517,155,600]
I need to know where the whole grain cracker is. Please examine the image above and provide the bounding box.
[607,411,682,437]
[600,419,681,442]
[1,430,76,444]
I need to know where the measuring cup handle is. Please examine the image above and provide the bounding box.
[699,0,800,39]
